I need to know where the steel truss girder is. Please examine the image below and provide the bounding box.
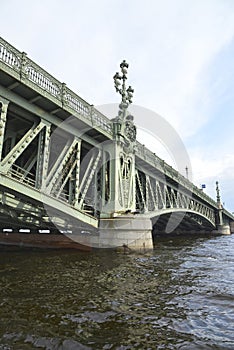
[0,96,101,222]
[0,189,49,228]
[0,174,97,228]
[0,97,9,160]
[135,169,215,226]
[0,85,107,149]
[36,123,51,188]
[45,137,79,194]
[1,121,46,172]
[76,148,101,210]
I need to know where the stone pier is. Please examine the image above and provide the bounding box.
[214,224,231,235]
[230,221,234,234]
[99,215,153,251]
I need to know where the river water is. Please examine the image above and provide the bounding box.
[0,234,233,350]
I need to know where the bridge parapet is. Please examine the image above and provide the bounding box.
[0,37,112,136]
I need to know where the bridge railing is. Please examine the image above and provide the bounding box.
[8,164,36,187]
[0,37,113,136]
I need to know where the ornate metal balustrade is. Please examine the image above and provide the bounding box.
[0,37,112,135]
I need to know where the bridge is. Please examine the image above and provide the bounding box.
[0,36,233,250]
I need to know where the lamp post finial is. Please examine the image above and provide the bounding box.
[113,60,134,115]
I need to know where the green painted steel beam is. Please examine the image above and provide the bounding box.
[0,172,98,228]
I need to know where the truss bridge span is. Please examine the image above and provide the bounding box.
[0,37,233,250]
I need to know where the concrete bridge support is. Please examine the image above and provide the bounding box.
[99,216,153,251]
[213,182,232,235]
[214,224,231,235]
[230,221,234,234]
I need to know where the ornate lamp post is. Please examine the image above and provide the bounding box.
[185,166,188,179]
[113,60,134,120]
[101,59,136,217]
[216,181,221,207]
[216,180,223,226]
[113,60,135,140]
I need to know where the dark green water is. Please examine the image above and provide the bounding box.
[0,235,233,349]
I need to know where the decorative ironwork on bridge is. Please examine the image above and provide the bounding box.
[0,36,233,249]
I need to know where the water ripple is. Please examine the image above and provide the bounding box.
[0,235,233,349]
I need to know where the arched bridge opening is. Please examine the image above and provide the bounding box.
[150,209,216,243]
[135,167,217,241]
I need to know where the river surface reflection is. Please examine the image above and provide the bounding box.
[0,234,233,349]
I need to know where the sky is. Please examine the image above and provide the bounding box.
[1,0,234,211]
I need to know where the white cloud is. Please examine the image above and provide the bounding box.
[2,0,234,129]
[131,1,234,138]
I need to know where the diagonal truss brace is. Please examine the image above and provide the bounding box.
[1,121,45,172]
[0,98,9,161]
[54,145,79,199]
[45,138,78,194]
[136,170,146,209]
[36,123,51,189]
[145,176,156,209]
[76,149,101,210]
